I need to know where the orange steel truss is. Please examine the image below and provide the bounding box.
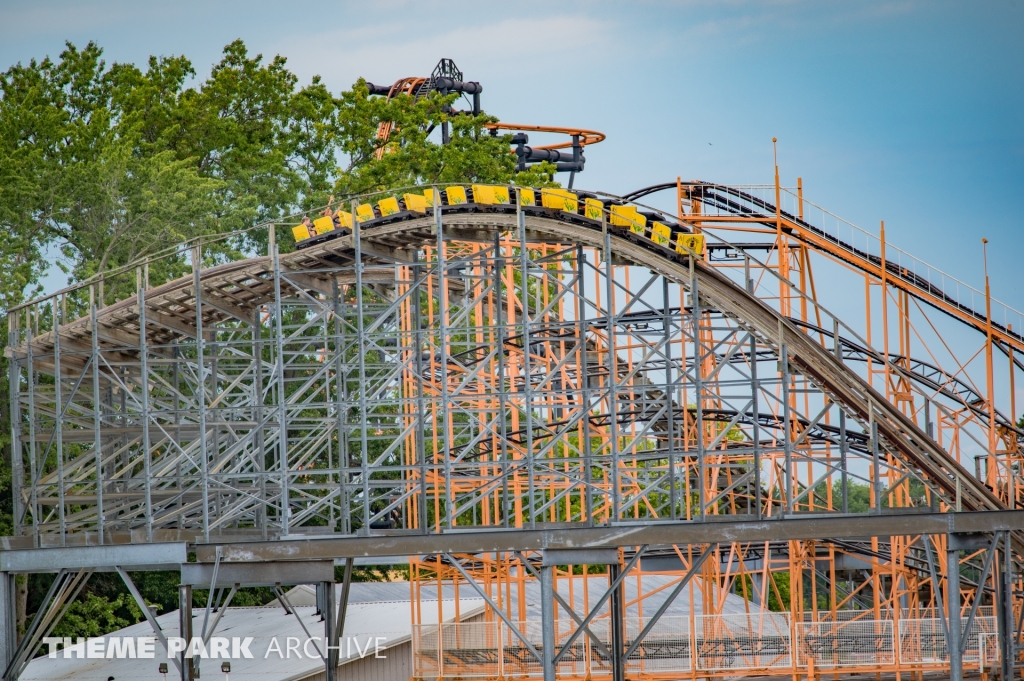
[387,181,1024,681]
[9,175,1023,681]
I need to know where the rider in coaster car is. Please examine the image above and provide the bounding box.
[333,208,351,234]
[328,196,354,234]
[321,198,335,221]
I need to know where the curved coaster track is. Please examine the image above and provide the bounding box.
[5,183,1024,681]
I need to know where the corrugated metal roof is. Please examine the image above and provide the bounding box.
[22,574,760,680]
[283,581,485,606]
[22,582,483,681]
[490,573,758,620]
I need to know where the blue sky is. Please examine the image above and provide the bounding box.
[2,0,1022,306]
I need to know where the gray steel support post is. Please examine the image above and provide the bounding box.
[517,197,537,528]
[179,584,194,681]
[1001,531,1014,681]
[436,192,454,528]
[138,283,154,541]
[26,321,38,543]
[521,551,611,659]
[210,326,220,528]
[254,308,268,539]
[321,580,336,681]
[90,287,104,542]
[8,321,23,538]
[577,245,594,526]
[690,259,705,519]
[352,207,371,533]
[839,413,849,514]
[322,301,334,532]
[334,557,354,666]
[603,219,620,521]
[331,277,350,535]
[540,564,556,681]
[270,231,290,535]
[410,255,429,533]
[52,298,66,542]
[0,574,14,677]
[173,348,183,528]
[948,541,963,681]
[192,246,211,542]
[493,235,510,527]
[608,561,625,681]
[750,572,765,608]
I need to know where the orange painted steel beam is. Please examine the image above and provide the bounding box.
[483,122,606,151]
[688,206,1024,353]
[769,213,1024,353]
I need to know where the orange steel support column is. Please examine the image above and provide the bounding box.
[1010,324,1020,506]
[677,176,685,222]
[880,221,892,401]
[797,177,803,221]
[983,238,997,488]
[1011,324,1017,427]
[386,179,1023,681]
[773,139,789,317]
[1012,324,1017,423]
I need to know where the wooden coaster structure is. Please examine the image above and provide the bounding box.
[5,180,1024,681]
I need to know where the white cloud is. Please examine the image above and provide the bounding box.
[0,0,149,40]
[275,14,619,92]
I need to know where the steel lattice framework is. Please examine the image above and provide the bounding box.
[6,182,1024,681]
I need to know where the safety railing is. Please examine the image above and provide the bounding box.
[695,612,792,672]
[413,614,999,679]
[683,181,1024,340]
[796,619,895,668]
[898,616,998,664]
[781,188,1024,336]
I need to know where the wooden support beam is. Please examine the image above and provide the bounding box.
[191,288,254,325]
[143,307,198,339]
[280,270,334,298]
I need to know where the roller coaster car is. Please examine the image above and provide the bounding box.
[294,209,357,248]
[294,184,701,259]
[469,184,510,206]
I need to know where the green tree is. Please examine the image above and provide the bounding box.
[331,80,554,200]
[50,593,142,641]
[3,38,563,643]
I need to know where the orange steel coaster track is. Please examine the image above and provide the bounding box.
[6,178,1024,681]
[367,58,601,183]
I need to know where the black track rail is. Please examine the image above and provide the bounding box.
[623,181,1024,350]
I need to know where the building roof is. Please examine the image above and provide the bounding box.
[22,582,482,681]
[22,573,761,680]
[491,573,759,620]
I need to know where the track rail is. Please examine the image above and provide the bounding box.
[627,181,1024,353]
[10,193,1007,527]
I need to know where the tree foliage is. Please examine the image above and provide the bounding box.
[1,38,560,643]
[0,39,553,309]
